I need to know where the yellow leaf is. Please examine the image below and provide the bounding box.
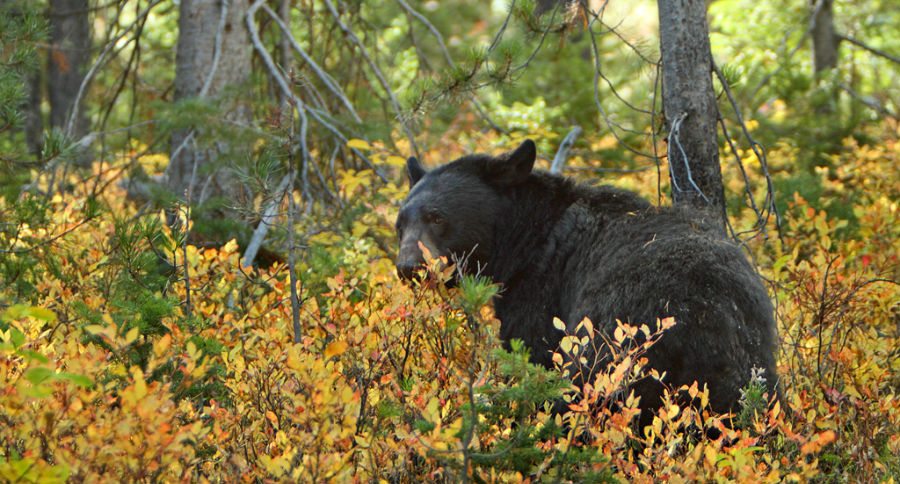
[124,327,139,345]
[132,368,147,399]
[187,341,200,361]
[580,317,594,337]
[26,306,57,322]
[610,356,632,385]
[552,317,566,332]
[265,411,278,425]
[659,316,676,331]
[154,334,172,357]
[325,340,348,359]
[704,446,718,466]
[347,139,371,150]
[559,337,573,355]
[385,155,406,167]
[667,404,680,420]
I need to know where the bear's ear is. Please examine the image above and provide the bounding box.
[487,139,536,185]
[407,156,426,186]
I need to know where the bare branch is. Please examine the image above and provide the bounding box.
[396,0,505,132]
[839,34,900,66]
[583,1,656,160]
[712,62,782,241]
[286,106,303,344]
[259,3,362,123]
[247,1,384,181]
[199,0,229,98]
[65,0,164,137]
[667,112,710,204]
[839,83,898,120]
[241,173,292,268]
[323,0,421,158]
[550,126,582,174]
[749,0,827,100]
[488,0,517,53]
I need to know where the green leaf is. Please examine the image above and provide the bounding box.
[18,350,49,364]
[9,328,25,348]
[57,372,93,388]
[24,367,54,385]
[25,306,57,322]
[24,385,53,398]
[2,305,56,322]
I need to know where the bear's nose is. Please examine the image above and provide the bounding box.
[396,261,422,281]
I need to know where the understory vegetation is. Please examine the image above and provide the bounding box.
[2,0,899,481]
[1,124,898,481]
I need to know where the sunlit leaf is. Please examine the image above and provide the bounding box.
[24,367,54,385]
[324,340,348,359]
[346,139,371,150]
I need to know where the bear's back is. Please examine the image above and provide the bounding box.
[547,185,778,413]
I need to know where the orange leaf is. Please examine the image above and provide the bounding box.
[325,340,348,359]
[800,430,837,455]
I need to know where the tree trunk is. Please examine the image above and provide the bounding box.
[166,0,252,204]
[657,0,725,223]
[811,0,839,74]
[47,0,90,143]
[23,69,44,158]
[278,0,293,115]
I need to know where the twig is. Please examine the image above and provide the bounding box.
[286,107,302,344]
[712,61,782,241]
[180,204,193,320]
[488,0,516,53]
[651,60,662,204]
[550,126,582,174]
[839,82,898,119]
[323,0,421,158]
[241,174,292,267]
[839,34,900,66]
[396,0,505,133]
[511,0,564,74]
[65,0,163,137]
[583,1,656,160]
[247,0,310,172]
[246,1,384,181]
[750,0,825,100]
[667,112,710,204]
[259,3,362,123]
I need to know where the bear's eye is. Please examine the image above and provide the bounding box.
[424,211,445,226]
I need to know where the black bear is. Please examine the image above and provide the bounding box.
[396,139,779,424]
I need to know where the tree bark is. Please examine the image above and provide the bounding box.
[23,69,44,158]
[278,0,293,115]
[166,0,252,204]
[811,0,839,74]
[657,0,725,223]
[47,0,90,144]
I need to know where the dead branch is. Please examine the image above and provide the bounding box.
[241,174,292,268]
[550,126,582,174]
[323,0,421,158]
[839,34,900,66]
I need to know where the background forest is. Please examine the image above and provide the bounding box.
[0,0,898,481]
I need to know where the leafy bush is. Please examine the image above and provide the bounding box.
[1,126,898,481]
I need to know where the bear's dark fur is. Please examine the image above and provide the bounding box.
[396,139,779,423]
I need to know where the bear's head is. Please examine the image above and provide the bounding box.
[395,139,537,280]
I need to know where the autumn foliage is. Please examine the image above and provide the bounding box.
[1,125,899,482]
